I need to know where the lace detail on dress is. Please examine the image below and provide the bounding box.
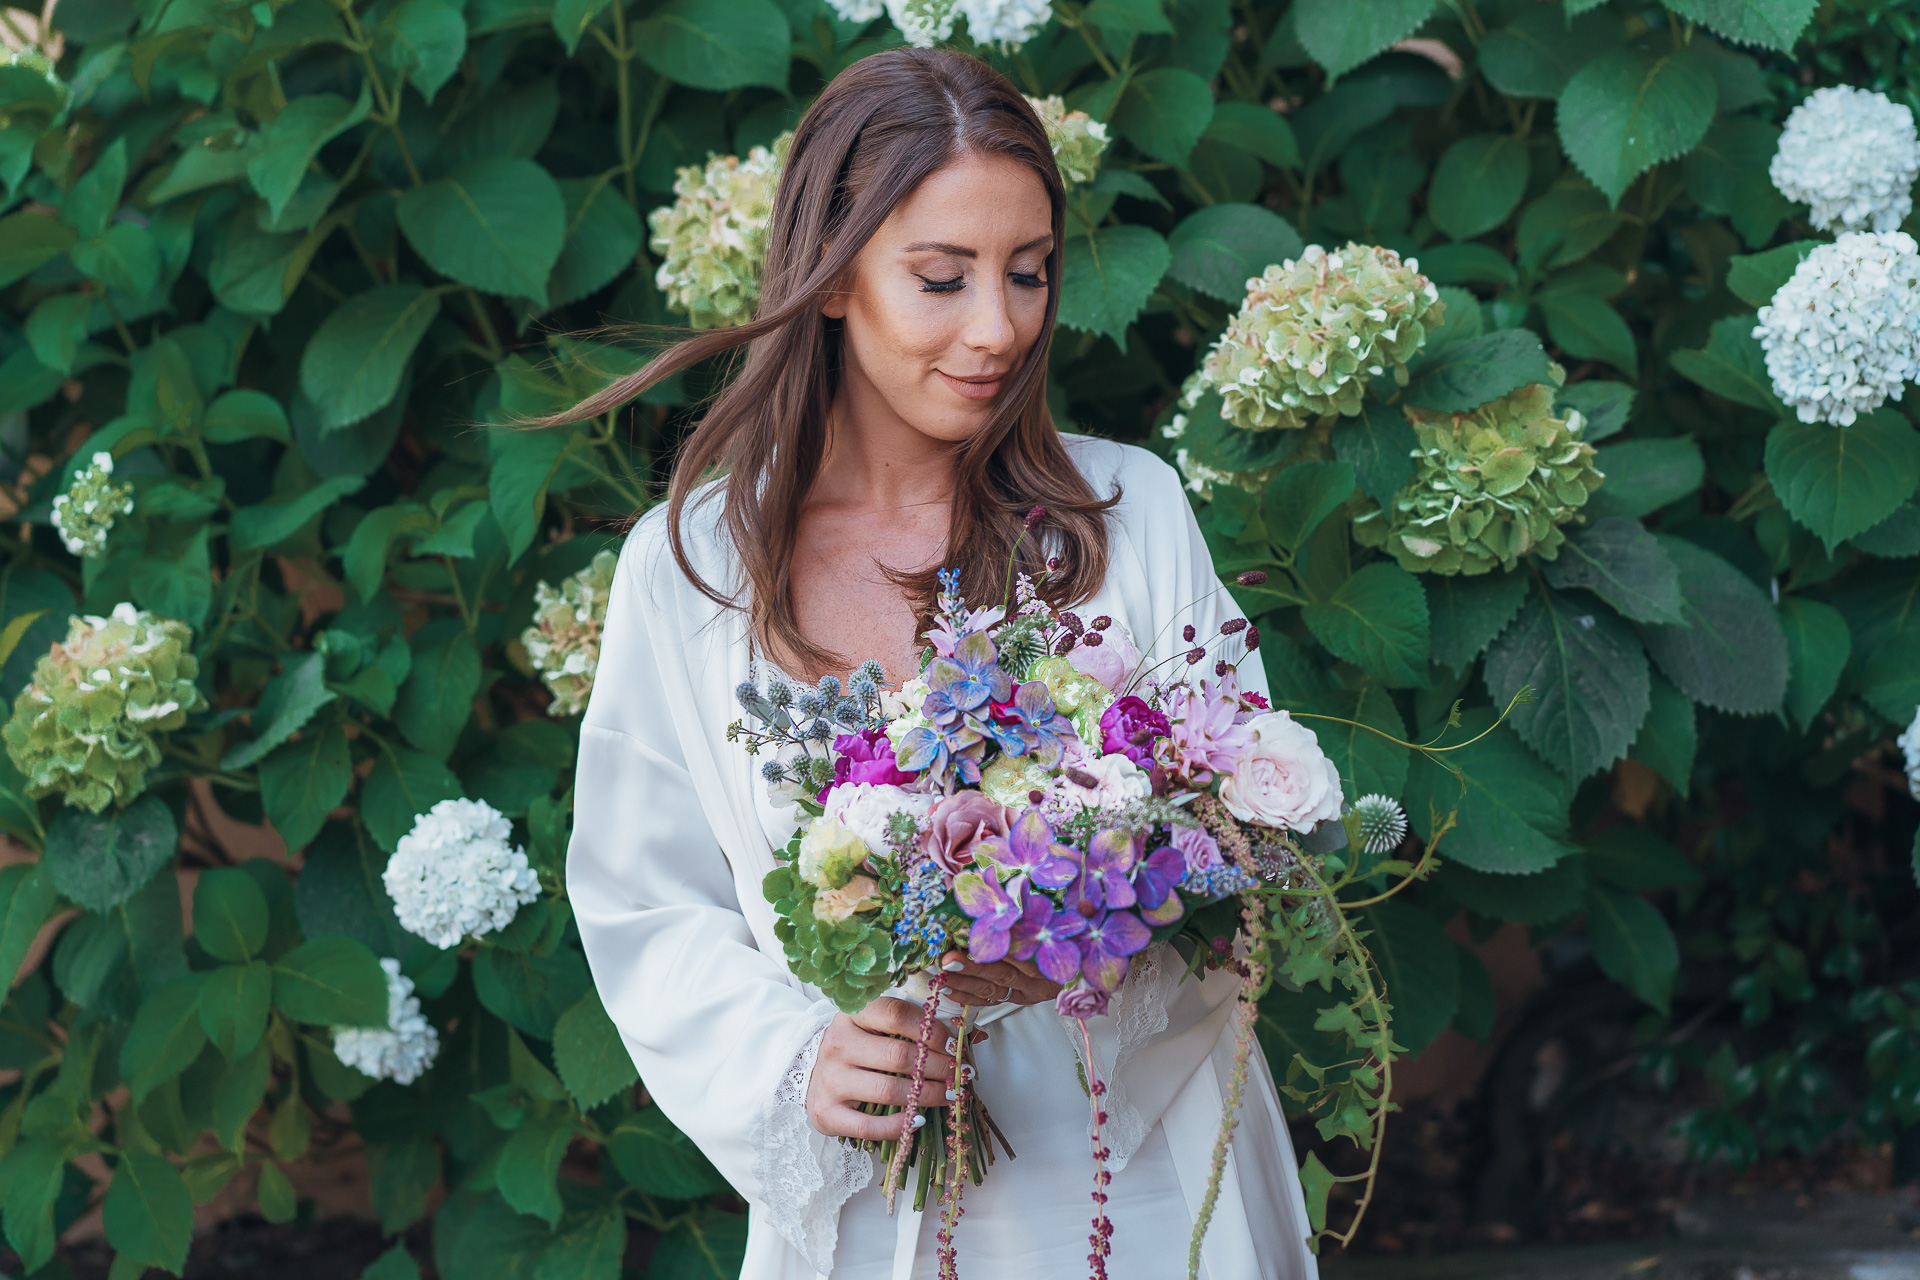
[1058,941,1176,1173]
[753,1008,874,1274]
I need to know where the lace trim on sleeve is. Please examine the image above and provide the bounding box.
[752,1006,873,1273]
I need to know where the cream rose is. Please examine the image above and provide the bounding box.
[813,874,881,924]
[823,783,932,858]
[1219,711,1343,832]
[797,814,867,889]
[1058,752,1151,809]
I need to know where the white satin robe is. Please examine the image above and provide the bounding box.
[568,436,1318,1280]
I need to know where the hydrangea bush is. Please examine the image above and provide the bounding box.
[0,0,1915,1273]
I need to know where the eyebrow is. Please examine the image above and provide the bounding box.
[900,235,1054,258]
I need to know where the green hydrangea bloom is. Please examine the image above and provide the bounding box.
[1200,243,1444,432]
[1028,94,1108,186]
[1162,374,1286,499]
[1352,381,1604,576]
[648,133,791,329]
[51,451,133,559]
[521,548,618,716]
[3,603,207,812]
[1030,655,1113,745]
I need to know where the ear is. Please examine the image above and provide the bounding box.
[820,289,848,320]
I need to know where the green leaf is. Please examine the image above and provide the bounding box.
[1403,329,1555,413]
[1333,400,1417,509]
[377,0,467,103]
[1485,586,1650,781]
[395,628,481,760]
[1585,437,1705,521]
[1585,885,1678,1012]
[474,945,592,1039]
[246,88,372,222]
[1111,68,1215,167]
[1358,899,1457,1054]
[1684,118,1792,247]
[553,990,638,1112]
[229,474,366,553]
[1778,597,1849,732]
[256,1161,297,1224]
[25,292,94,374]
[489,420,571,564]
[71,222,160,298]
[1082,0,1173,34]
[1478,5,1623,99]
[343,503,435,603]
[1557,47,1717,206]
[633,0,790,91]
[103,1151,193,1275]
[498,1110,573,1226]
[1766,410,1920,552]
[194,868,270,964]
[1426,570,1527,672]
[1295,680,1408,799]
[42,795,177,914]
[1516,184,1621,272]
[1294,0,1437,79]
[222,652,339,771]
[1585,825,1701,892]
[0,864,54,986]
[1538,292,1637,378]
[1556,380,1635,442]
[369,1133,439,1234]
[1261,460,1354,552]
[1406,710,1576,874]
[202,389,291,444]
[211,1039,271,1152]
[548,175,643,309]
[535,1206,626,1280]
[1664,0,1814,51]
[1303,562,1430,687]
[63,139,127,240]
[1201,100,1299,170]
[0,1139,65,1270]
[397,158,565,302]
[272,936,390,1027]
[650,1210,748,1280]
[1165,204,1302,304]
[551,0,613,53]
[362,745,464,852]
[1541,517,1685,625]
[1057,224,1171,347]
[0,210,77,288]
[259,718,353,852]
[1851,501,1920,557]
[197,960,272,1061]
[1298,1151,1334,1233]
[119,974,207,1101]
[1630,672,1696,795]
[1445,857,1588,926]
[608,1107,729,1199]
[1428,134,1529,240]
[1639,535,1789,716]
[299,285,439,431]
[1726,239,1818,309]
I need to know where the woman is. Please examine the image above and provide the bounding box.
[565,48,1316,1280]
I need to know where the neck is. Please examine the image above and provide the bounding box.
[812,371,960,514]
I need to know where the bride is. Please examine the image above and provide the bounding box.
[564,46,1317,1280]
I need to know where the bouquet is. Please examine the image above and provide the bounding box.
[732,530,1500,1277]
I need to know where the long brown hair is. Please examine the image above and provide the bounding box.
[552,47,1115,675]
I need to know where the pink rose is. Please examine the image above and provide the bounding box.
[1171,824,1222,871]
[1219,710,1343,833]
[920,792,1011,877]
[1054,984,1110,1018]
[1067,623,1142,692]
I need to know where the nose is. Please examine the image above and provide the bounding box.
[961,273,1016,357]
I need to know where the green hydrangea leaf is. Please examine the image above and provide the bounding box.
[1355,899,1456,1054]
[1407,709,1576,874]
[1639,535,1788,715]
[1664,0,1814,51]
[1303,561,1430,687]
[102,1150,193,1275]
[259,718,351,853]
[1333,401,1417,509]
[1403,328,1553,413]
[552,989,638,1111]
[196,959,272,1061]
[1585,885,1678,1012]
[548,175,643,309]
[1541,517,1685,625]
[1478,5,1623,99]
[1778,597,1850,732]
[43,796,177,914]
[299,285,439,431]
[1057,224,1170,347]
[1765,410,1920,553]
[1428,133,1530,240]
[1292,679,1408,799]
[1585,825,1701,893]
[119,973,208,1101]
[1294,0,1437,79]
[246,88,372,222]
[1725,239,1819,308]
[1112,67,1215,167]
[1585,437,1705,521]
[473,944,591,1039]
[1557,46,1717,206]
[1630,672,1696,795]
[1538,292,1637,378]
[633,0,790,92]
[377,0,467,102]
[397,158,566,302]
[1425,569,1526,672]
[1485,585,1650,780]
[1165,203,1302,304]
[1445,857,1589,926]
[271,936,389,1027]
[609,1106,729,1199]
[1670,316,1781,413]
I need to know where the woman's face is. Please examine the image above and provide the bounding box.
[823,150,1054,445]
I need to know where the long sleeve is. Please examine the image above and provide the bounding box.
[568,516,867,1271]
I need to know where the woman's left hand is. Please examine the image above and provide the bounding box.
[940,951,1060,1008]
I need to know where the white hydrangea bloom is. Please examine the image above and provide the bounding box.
[1028,94,1108,186]
[886,0,957,45]
[827,0,884,19]
[332,958,440,1085]
[959,0,1051,46]
[51,452,132,559]
[648,135,790,329]
[384,799,540,949]
[521,549,617,716]
[1753,231,1920,426]
[1771,86,1920,235]
[1898,707,1920,801]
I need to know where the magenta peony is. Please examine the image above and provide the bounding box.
[1099,695,1171,767]
[820,727,916,798]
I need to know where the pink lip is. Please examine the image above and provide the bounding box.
[938,370,1005,401]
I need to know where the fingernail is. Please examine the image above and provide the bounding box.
[944,1037,957,1055]
[959,1064,974,1082]
[945,1087,958,1102]
[942,960,965,973]
[911,1114,927,1130]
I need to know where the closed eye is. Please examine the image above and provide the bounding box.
[917,274,965,294]
[1012,272,1046,289]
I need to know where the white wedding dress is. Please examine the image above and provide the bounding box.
[569,436,1318,1280]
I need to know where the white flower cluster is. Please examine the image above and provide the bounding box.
[1898,707,1920,801]
[1771,87,1920,235]
[869,0,1050,47]
[521,549,617,717]
[51,452,132,559]
[1754,231,1920,426]
[648,135,790,329]
[332,958,440,1085]
[1029,94,1109,187]
[384,799,540,949]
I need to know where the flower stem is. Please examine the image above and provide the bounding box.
[883,974,946,1211]
[1076,1017,1113,1280]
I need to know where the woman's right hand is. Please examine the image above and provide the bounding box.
[805,997,972,1140]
